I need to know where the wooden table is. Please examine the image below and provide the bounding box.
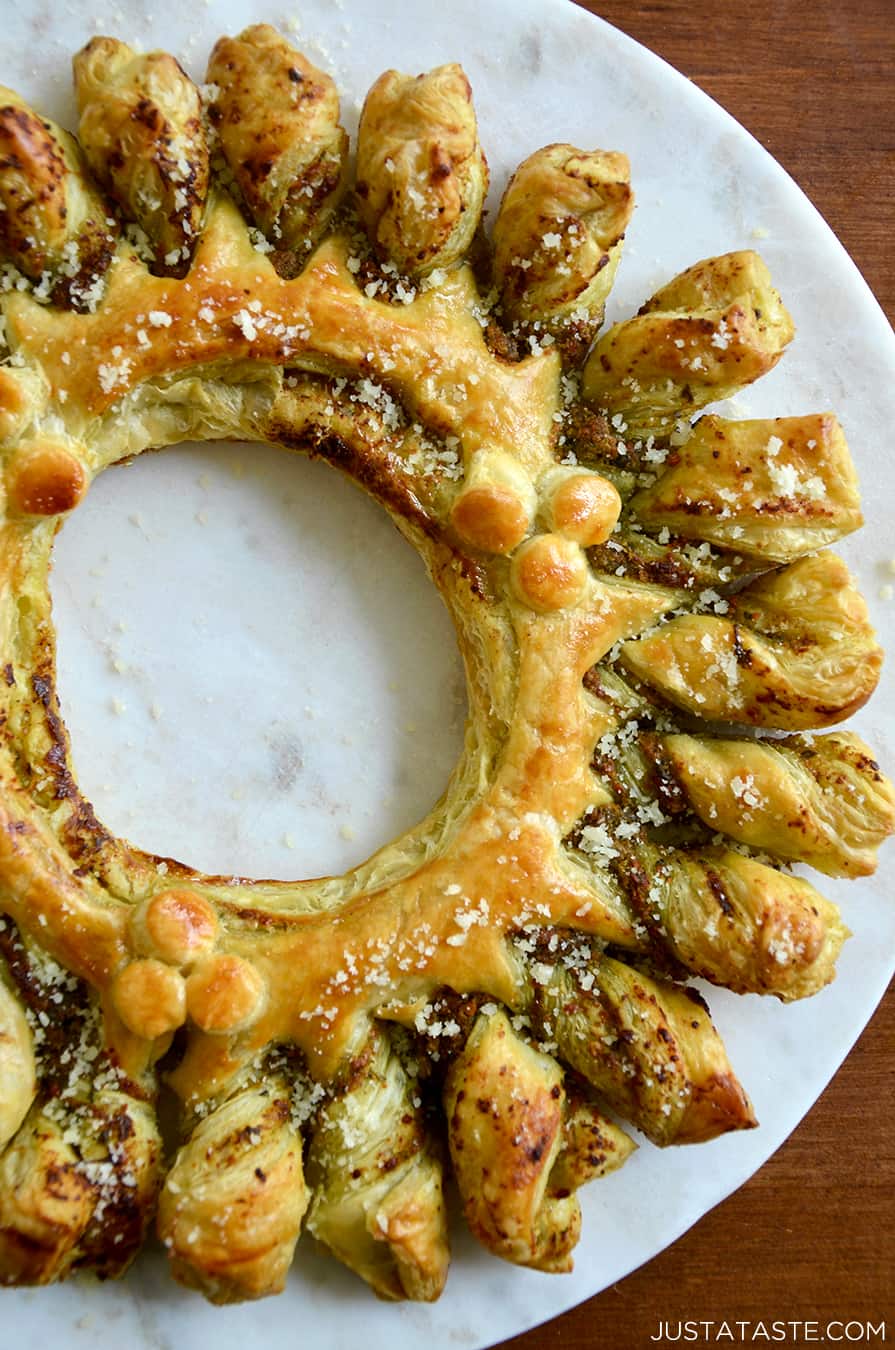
[499,2,894,1345]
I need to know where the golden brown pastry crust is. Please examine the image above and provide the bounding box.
[0,88,116,306]
[304,1029,449,1301]
[445,1009,579,1272]
[74,37,209,275]
[630,413,862,561]
[157,1083,307,1303]
[355,63,488,276]
[493,144,633,332]
[0,25,889,1309]
[618,552,881,729]
[659,732,895,879]
[206,24,348,252]
[582,250,795,436]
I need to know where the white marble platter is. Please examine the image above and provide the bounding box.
[1,1,894,1347]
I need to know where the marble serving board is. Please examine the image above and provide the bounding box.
[2,1,894,1347]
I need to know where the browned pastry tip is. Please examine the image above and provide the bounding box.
[356,62,488,276]
[206,23,348,252]
[445,1009,580,1272]
[0,87,116,307]
[493,143,633,330]
[74,36,209,274]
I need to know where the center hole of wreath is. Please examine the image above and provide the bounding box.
[51,442,467,880]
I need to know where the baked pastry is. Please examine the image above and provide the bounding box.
[0,23,891,1306]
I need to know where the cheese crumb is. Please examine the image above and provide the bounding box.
[233,309,258,341]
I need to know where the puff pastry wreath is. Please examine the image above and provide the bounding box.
[0,24,891,1305]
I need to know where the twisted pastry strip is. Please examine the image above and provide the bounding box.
[0,1108,98,1285]
[492,144,633,336]
[617,553,881,729]
[445,1007,633,1272]
[522,944,755,1146]
[74,37,209,274]
[305,1029,448,1301]
[356,63,488,277]
[158,1078,307,1303]
[206,24,348,253]
[630,413,862,562]
[659,731,895,878]
[582,251,794,437]
[446,1008,580,1272]
[0,920,160,1285]
[0,87,115,306]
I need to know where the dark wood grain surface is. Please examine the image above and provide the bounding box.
[499,2,894,1345]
